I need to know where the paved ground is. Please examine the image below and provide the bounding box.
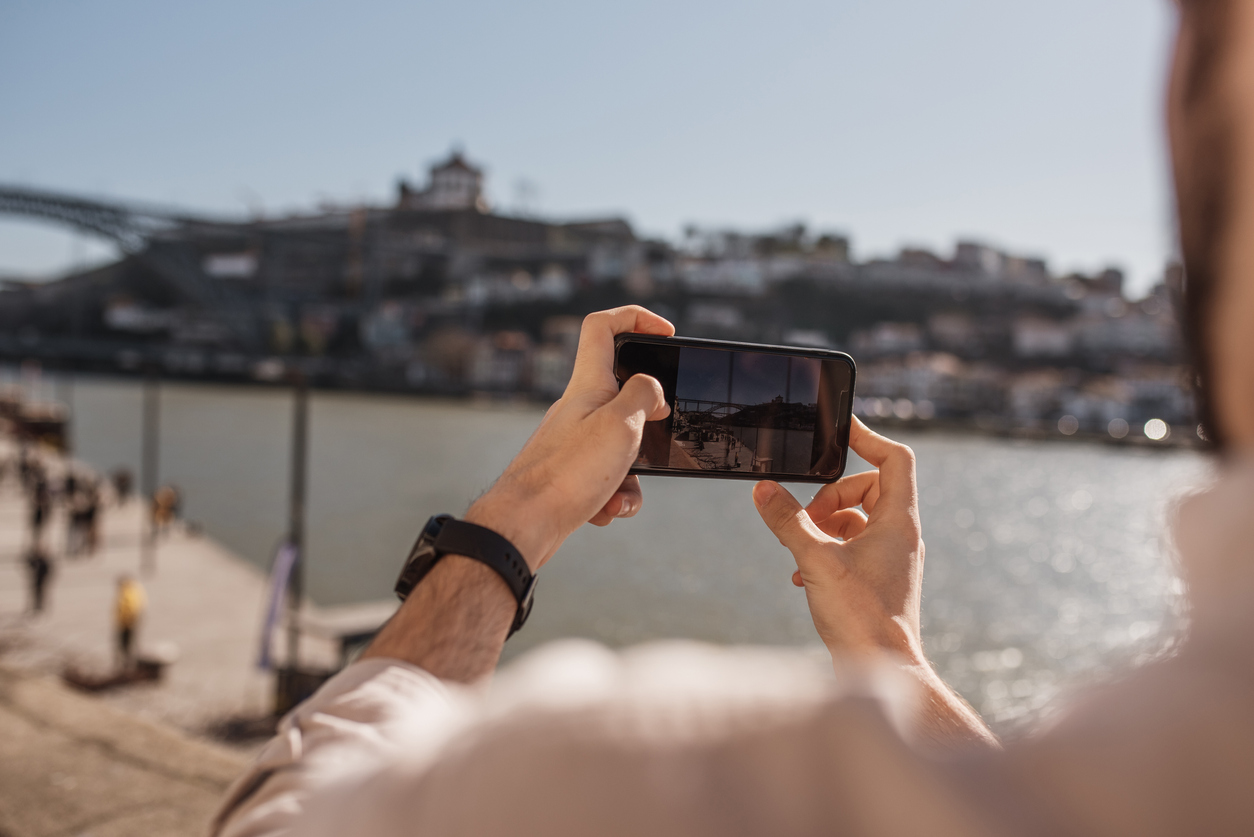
[0,479,290,733]
[0,664,247,837]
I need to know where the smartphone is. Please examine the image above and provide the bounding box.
[613,334,856,483]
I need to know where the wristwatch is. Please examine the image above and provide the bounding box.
[394,514,537,637]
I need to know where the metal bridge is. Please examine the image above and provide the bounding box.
[0,184,260,346]
[0,185,205,252]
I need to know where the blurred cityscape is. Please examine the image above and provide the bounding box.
[0,149,1192,441]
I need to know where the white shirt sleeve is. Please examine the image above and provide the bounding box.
[213,657,473,837]
[213,640,919,837]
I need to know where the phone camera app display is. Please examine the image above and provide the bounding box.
[616,338,852,481]
[652,348,820,474]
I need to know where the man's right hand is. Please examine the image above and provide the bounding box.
[751,418,998,748]
[751,417,927,663]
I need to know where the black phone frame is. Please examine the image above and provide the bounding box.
[613,334,857,484]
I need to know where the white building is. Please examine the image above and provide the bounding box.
[398,150,489,212]
[851,322,925,356]
[1013,317,1074,358]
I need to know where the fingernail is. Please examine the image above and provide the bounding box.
[754,481,777,504]
[617,498,634,517]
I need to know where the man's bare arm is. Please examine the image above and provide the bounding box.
[753,420,998,751]
[363,497,550,681]
[361,306,675,681]
[907,662,1000,750]
[363,555,514,682]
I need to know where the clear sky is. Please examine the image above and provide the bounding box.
[0,0,1176,296]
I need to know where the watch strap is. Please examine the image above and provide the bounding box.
[433,520,532,603]
[403,518,535,636]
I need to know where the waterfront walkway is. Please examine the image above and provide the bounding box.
[0,439,396,835]
[0,478,290,733]
[0,443,395,732]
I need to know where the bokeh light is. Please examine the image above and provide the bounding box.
[1143,418,1169,441]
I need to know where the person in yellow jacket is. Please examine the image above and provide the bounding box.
[114,574,145,671]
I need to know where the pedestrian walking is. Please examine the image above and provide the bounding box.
[81,478,101,555]
[152,485,178,537]
[168,484,182,522]
[65,477,101,556]
[114,575,145,672]
[111,468,132,504]
[64,471,83,555]
[17,446,33,490]
[24,547,52,614]
[29,472,51,547]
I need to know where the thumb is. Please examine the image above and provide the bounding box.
[604,373,670,424]
[753,481,829,555]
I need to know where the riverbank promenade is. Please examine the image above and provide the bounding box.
[0,439,371,836]
[0,479,283,732]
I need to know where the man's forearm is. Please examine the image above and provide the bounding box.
[363,555,516,683]
[908,663,1000,751]
[362,490,551,683]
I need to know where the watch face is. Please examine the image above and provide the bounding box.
[395,514,454,600]
[410,540,439,567]
[511,575,538,636]
[421,514,450,543]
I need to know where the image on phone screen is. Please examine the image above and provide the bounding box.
[616,339,853,480]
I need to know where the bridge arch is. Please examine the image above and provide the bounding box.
[0,185,259,347]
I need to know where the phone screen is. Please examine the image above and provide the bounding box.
[615,338,853,481]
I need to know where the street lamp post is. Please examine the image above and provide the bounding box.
[140,367,160,575]
[285,370,309,671]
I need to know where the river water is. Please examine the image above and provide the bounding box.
[36,373,1208,732]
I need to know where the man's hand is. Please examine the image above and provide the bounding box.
[752,418,925,661]
[752,418,998,749]
[365,306,672,681]
[465,306,674,572]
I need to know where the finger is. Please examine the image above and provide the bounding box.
[752,481,830,555]
[847,417,916,511]
[615,475,643,516]
[588,494,631,526]
[806,470,881,520]
[811,507,868,541]
[791,570,804,587]
[602,373,671,428]
[594,476,643,522]
[568,306,675,394]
